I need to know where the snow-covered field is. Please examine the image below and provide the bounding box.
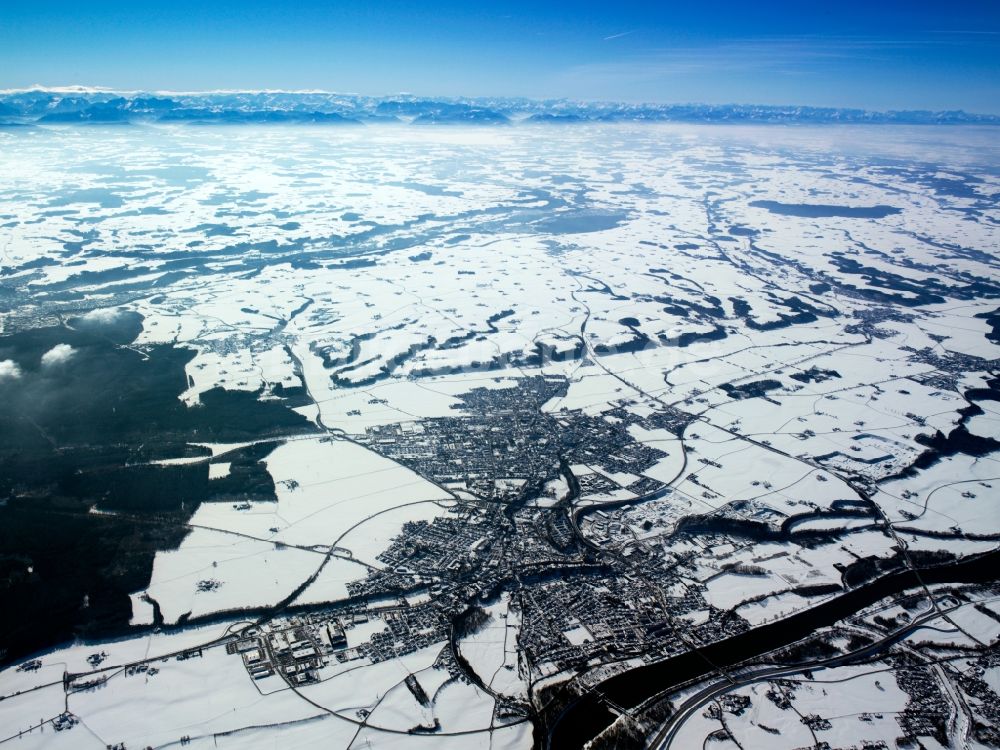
[1,122,997,749]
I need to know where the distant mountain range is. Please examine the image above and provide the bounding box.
[0,88,997,126]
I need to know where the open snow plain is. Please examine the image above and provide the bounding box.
[0,123,998,749]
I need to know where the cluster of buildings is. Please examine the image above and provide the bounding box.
[903,345,999,379]
[371,510,500,580]
[361,377,678,506]
[360,378,569,504]
[52,712,78,732]
[952,646,1000,745]
[228,616,348,686]
[892,656,952,746]
[517,570,747,676]
[362,607,449,664]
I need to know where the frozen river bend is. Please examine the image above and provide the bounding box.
[0,122,998,749]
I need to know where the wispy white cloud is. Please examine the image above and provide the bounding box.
[0,359,21,380]
[554,35,958,91]
[41,344,76,368]
[603,31,636,42]
[926,30,1000,36]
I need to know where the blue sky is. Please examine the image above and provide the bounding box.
[2,1,999,111]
